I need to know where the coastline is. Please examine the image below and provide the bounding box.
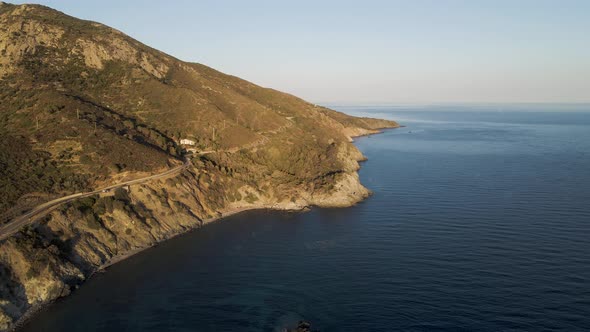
[97,204,307,271]
[90,127,398,272]
[7,127,398,332]
[0,4,402,329]
[9,205,308,332]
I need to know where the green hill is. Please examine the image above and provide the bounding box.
[0,2,398,329]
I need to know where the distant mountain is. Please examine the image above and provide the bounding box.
[0,2,398,330]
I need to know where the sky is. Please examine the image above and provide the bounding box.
[11,0,590,104]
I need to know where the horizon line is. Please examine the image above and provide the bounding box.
[317,102,590,107]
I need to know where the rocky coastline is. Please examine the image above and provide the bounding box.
[0,3,399,330]
[0,128,396,331]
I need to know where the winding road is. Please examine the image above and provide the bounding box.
[0,124,279,242]
[0,159,191,241]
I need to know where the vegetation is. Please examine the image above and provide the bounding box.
[0,3,397,217]
[0,134,89,214]
[0,5,401,330]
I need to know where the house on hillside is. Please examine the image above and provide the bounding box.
[180,138,196,146]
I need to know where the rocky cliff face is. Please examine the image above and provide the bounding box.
[0,3,398,330]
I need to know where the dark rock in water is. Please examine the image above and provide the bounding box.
[296,321,311,332]
[284,320,316,332]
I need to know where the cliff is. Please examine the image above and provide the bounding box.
[0,3,398,330]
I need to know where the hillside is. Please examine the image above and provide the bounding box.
[0,2,398,330]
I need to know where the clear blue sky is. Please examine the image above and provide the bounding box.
[12,0,590,104]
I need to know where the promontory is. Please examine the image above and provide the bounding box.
[0,3,398,330]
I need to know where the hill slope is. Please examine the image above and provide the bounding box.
[0,2,398,330]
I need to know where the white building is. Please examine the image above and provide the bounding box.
[180,138,196,146]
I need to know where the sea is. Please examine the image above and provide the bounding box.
[20,105,590,331]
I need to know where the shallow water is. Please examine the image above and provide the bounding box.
[20,106,590,331]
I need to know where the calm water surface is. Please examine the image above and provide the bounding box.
[21,106,590,331]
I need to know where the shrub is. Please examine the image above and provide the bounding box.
[73,196,96,213]
[244,192,258,204]
[85,213,102,230]
[113,199,126,211]
[114,187,129,202]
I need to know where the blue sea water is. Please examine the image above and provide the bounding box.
[20,106,590,331]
